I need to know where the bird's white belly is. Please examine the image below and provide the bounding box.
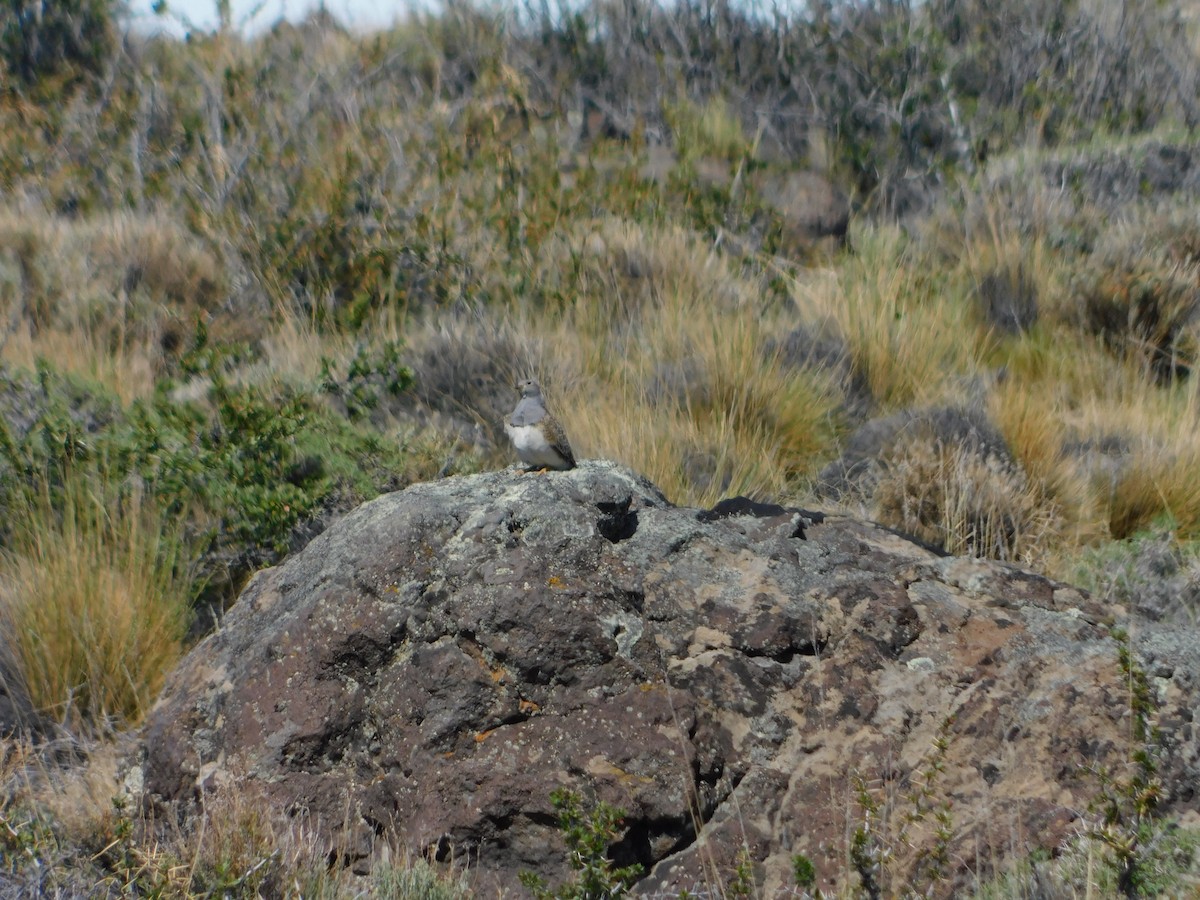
[505,423,561,467]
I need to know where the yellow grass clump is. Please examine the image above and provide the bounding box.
[519,218,846,506]
[0,207,230,404]
[989,319,1200,552]
[793,225,990,410]
[0,474,191,730]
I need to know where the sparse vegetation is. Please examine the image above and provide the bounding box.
[519,788,643,899]
[845,717,957,898]
[1,0,1199,893]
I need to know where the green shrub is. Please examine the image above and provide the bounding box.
[519,788,643,899]
[0,329,426,610]
[0,0,118,86]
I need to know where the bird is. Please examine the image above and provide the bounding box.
[505,378,576,471]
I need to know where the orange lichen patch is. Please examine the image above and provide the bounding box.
[458,637,508,684]
[474,729,495,743]
[547,575,565,588]
[586,755,654,786]
[519,699,540,714]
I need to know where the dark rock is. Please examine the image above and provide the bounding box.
[697,495,824,540]
[769,321,871,415]
[135,461,1200,897]
[771,321,853,376]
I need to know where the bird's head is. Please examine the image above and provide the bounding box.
[516,378,543,398]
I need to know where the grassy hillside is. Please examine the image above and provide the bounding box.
[2,0,1200,894]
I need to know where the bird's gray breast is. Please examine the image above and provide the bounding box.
[509,398,546,427]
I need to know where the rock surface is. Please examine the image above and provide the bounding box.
[137,461,1200,896]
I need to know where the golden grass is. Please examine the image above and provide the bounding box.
[664,95,751,162]
[793,225,989,410]
[934,187,1070,321]
[0,321,159,405]
[815,206,1200,563]
[1070,368,1200,539]
[0,474,191,730]
[1107,441,1200,540]
[987,319,1200,553]
[522,218,846,505]
[0,207,229,404]
[987,375,1108,560]
[260,305,361,386]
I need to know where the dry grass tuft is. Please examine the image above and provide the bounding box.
[872,433,1059,565]
[794,225,989,410]
[1075,258,1200,384]
[531,218,845,504]
[949,216,1067,340]
[151,787,339,897]
[987,375,1107,556]
[0,207,232,403]
[988,319,1200,553]
[665,96,751,163]
[0,735,471,898]
[1108,441,1200,540]
[0,473,191,730]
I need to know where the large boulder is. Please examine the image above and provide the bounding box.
[136,461,1200,896]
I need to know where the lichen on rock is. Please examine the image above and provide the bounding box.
[136,460,1200,896]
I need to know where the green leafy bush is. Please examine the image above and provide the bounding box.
[1,0,118,86]
[0,328,423,609]
[519,788,643,899]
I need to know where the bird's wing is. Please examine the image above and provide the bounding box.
[544,416,576,467]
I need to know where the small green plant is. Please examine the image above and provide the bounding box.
[518,788,643,899]
[849,772,884,900]
[897,716,955,890]
[320,340,415,422]
[86,794,175,895]
[791,852,816,890]
[0,790,57,877]
[848,717,956,898]
[726,846,755,897]
[1084,627,1165,897]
